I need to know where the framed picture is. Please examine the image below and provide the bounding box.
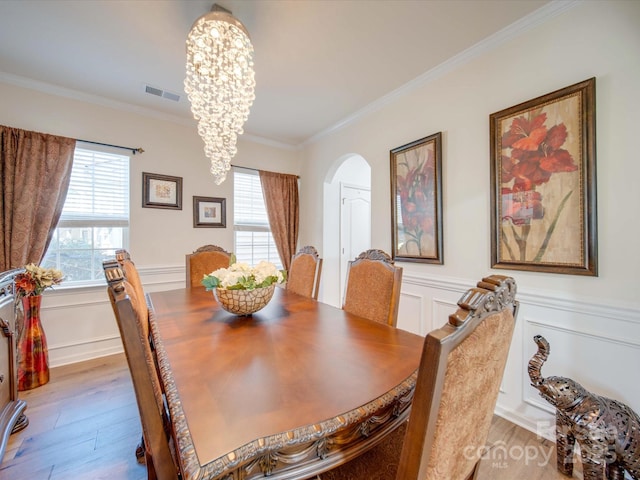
[142,172,182,210]
[490,77,597,276]
[193,196,226,228]
[390,132,443,264]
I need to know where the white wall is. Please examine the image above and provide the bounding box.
[298,1,640,436]
[0,81,300,365]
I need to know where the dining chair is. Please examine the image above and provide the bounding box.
[342,249,403,327]
[286,245,323,299]
[321,275,519,480]
[115,249,147,317]
[185,244,231,288]
[103,259,180,480]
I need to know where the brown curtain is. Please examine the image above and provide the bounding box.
[259,170,299,272]
[0,125,76,270]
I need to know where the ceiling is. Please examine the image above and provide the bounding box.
[0,0,550,148]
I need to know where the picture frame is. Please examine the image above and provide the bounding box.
[193,196,226,228]
[489,77,597,276]
[142,172,183,210]
[390,132,443,264]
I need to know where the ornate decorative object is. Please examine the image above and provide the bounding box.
[449,275,518,327]
[528,335,640,480]
[185,3,256,185]
[17,295,49,390]
[0,269,28,463]
[297,245,320,258]
[354,249,395,264]
[193,244,230,255]
[214,284,275,316]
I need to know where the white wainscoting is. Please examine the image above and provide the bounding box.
[41,264,185,367]
[398,272,640,439]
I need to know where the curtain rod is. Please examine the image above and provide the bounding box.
[232,164,299,179]
[77,139,144,155]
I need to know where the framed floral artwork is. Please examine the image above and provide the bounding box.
[193,196,226,228]
[390,132,443,264]
[490,77,597,276]
[142,172,182,210]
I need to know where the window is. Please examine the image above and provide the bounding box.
[233,168,281,268]
[42,146,130,285]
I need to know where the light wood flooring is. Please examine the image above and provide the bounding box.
[1,354,583,480]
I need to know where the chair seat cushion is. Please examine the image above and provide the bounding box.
[321,422,406,480]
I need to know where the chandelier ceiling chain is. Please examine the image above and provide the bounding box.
[185,3,256,185]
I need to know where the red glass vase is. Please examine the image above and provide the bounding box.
[17,295,50,391]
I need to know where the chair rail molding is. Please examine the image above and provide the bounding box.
[37,263,185,367]
[401,270,640,439]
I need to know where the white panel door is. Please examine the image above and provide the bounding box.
[340,183,371,304]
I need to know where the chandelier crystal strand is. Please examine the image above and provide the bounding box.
[185,10,255,185]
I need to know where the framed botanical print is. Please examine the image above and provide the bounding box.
[193,196,226,228]
[142,172,182,210]
[390,132,443,264]
[490,78,597,275]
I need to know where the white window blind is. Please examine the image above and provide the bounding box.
[42,147,130,284]
[233,168,282,268]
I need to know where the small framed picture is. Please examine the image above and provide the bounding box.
[193,196,226,228]
[142,172,183,210]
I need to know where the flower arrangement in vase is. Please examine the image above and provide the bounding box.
[14,263,64,390]
[201,258,286,315]
[15,263,64,298]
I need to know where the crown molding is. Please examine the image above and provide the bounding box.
[0,1,579,152]
[0,70,297,151]
[240,132,299,151]
[302,0,581,147]
[0,71,198,126]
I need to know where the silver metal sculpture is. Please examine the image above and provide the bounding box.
[528,335,639,480]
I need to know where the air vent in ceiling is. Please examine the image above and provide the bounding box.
[143,84,181,102]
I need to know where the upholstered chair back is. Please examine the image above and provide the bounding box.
[397,275,518,479]
[186,245,231,287]
[286,246,322,299]
[103,260,179,480]
[321,275,518,480]
[342,249,402,327]
[115,249,148,325]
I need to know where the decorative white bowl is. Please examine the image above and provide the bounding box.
[214,284,276,316]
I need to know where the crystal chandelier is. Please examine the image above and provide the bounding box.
[185,4,256,185]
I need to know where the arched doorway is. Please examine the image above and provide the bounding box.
[321,154,371,307]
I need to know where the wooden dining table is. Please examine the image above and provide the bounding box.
[147,286,424,480]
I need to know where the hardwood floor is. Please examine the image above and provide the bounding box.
[2,354,145,480]
[1,354,583,480]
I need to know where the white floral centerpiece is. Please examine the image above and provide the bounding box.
[202,258,286,315]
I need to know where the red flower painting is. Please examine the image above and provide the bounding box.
[500,110,578,262]
[392,133,441,263]
[397,150,435,256]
